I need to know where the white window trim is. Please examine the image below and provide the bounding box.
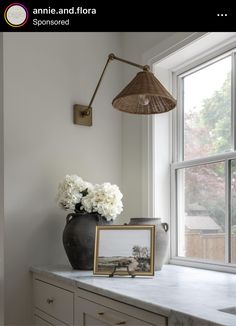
[141,32,208,218]
[143,32,236,273]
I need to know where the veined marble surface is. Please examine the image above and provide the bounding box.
[31,264,236,326]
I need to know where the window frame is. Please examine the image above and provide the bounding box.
[170,45,236,272]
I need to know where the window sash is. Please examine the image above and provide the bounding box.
[171,155,236,266]
[171,47,236,270]
[173,47,236,164]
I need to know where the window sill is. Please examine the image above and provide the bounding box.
[170,257,236,274]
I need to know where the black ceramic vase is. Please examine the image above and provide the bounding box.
[63,210,111,270]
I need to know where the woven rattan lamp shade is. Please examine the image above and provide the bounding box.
[112,71,177,114]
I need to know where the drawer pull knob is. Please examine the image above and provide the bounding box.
[98,312,104,315]
[46,298,54,304]
[116,322,126,325]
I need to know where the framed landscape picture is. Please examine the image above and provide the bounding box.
[93,225,155,276]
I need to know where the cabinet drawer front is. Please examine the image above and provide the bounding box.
[34,279,73,325]
[76,297,157,326]
[34,315,52,326]
[34,310,69,326]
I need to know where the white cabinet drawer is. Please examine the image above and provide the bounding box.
[34,315,52,326]
[75,289,167,326]
[34,309,68,326]
[76,296,163,326]
[34,279,73,325]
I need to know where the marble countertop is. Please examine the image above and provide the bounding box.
[31,264,236,326]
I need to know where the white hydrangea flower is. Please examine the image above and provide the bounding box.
[81,182,123,221]
[57,175,123,220]
[56,174,93,210]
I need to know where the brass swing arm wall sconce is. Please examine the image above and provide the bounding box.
[74,53,176,126]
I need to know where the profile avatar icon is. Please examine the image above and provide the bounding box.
[4,3,29,27]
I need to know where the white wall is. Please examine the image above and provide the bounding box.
[3,32,123,325]
[0,32,4,326]
[2,31,202,325]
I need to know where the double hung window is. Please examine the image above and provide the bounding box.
[172,49,236,267]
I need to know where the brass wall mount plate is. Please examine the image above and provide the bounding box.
[73,104,92,126]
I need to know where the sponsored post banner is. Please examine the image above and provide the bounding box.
[0,1,105,31]
[0,0,235,32]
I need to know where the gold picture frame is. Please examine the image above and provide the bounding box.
[94,225,155,276]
